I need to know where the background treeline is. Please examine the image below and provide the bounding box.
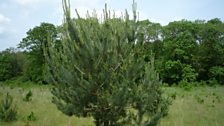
[0,18,224,85]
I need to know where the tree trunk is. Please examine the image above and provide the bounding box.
[103,120,109,126]
[95,116,100,126]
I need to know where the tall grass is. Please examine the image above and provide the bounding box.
[0,83,223,126]
[0,84,94,126]
[160,86,224,126]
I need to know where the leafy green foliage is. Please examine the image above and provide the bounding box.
[160,60,183,84]
[1,8,223,87]
[209,66,224,84]
[197,19,224,80]
[27,111,36,121]
[179,80,193,91]
[207,78,219,87]
[0,93,17,122]
[0,48,25,81]
[18,23,57,83]
[155,19,224,85]
[181,64,198,82]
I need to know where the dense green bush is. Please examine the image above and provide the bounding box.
[160,60,198,85]
[0,48,25,81]
[160,60,183,84]
[179,80,194,91]
[207,78,219,87]
[209,66,224,84]
[181,64,198,82]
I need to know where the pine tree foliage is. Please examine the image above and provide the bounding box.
[0,93,17,122]
[44,0,170,125]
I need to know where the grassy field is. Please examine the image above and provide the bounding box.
[160,86,224,126]
[0,82,224,126]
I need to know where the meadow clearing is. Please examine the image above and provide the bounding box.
[0,82,223,126]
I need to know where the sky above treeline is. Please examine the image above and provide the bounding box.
[0,0,224,51]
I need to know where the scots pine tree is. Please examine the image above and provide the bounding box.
[44,0,170,125]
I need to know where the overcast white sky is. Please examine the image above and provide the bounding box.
[0,0,224,51]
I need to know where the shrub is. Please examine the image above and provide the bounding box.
[23,90,33,102]
[215,96,221,103]
[196,80,207,86]
[162,83,169,87]
[209,66,224,84]
[194,95,204,104]
[179,80,193,91]
[207,78,219,87]
[161,60,183,85]
[181,64,198,82]
[170,92,177,100]
[27,111,36,121]
[0,93,17,121]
